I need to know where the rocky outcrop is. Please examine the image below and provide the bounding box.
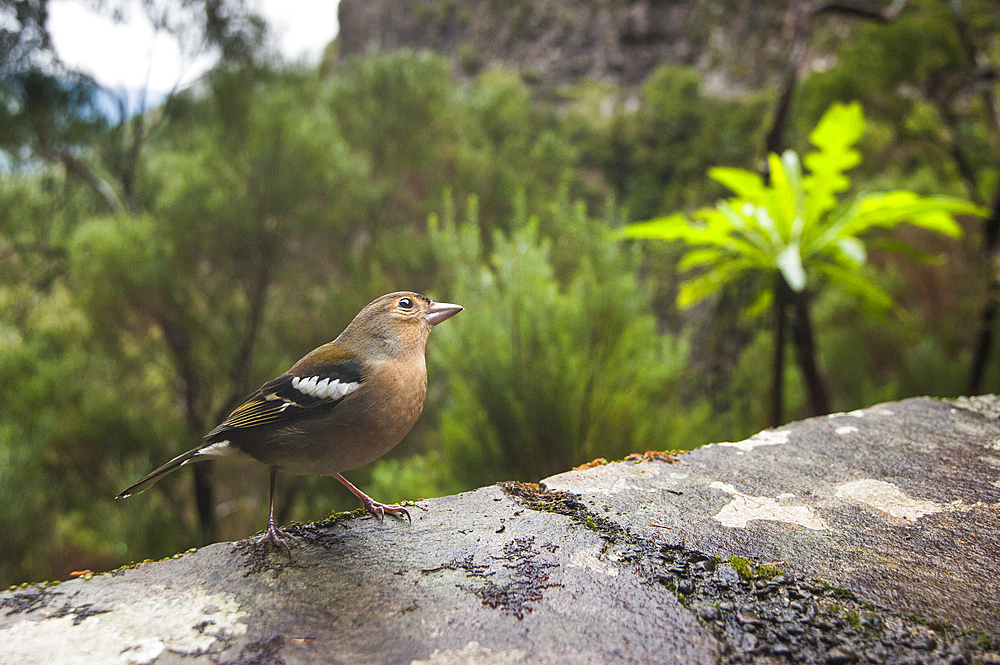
[336,0,791,90]
[2,396,999,664]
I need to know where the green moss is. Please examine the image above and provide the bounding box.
[727,556,783,580]
[816,578,857,599]
[727,556,755,579]
[909,614,999,652]
[757,564,783,580]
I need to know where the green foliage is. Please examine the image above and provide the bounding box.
[426,193,715,489]
[757,563,784,580]
[322,52,584,237]
[727,556,755,579]
[626,102,983,317]
[814,277,976,411]
[0,267,187,581]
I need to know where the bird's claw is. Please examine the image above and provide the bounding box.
[256,518,295,552]
[363,498,411,523]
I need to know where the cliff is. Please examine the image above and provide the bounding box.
[336,0,794,92]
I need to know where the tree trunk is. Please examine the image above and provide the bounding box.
[968,188,1000,395]
[761,0,908,424]
[160,315,217,545]
[765,0,811,158]
[788,287,831,416]
[193,463,216,546]
[770,276,789,427]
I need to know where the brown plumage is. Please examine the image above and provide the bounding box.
[116,292,462,547]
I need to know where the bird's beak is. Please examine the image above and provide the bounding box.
[426,301,463,326]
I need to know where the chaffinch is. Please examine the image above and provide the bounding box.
[117,291,462,547]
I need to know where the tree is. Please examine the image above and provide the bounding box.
[625,102,984,424]
[64,66,384,544]
[0,0,272,553]
[1,0,267,211]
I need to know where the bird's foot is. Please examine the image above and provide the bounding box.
[362,497,411,523]
[256,518,295,552]
[333,473,411,523]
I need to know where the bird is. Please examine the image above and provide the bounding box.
[116,291,463,548]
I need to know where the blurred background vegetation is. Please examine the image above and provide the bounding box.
[1,0,998,586]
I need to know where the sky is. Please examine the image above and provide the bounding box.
[47,0,339,96]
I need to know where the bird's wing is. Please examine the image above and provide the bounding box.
[205,358,364,438]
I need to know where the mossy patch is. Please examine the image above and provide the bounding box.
[499,481,623,538]
[0,586,110,626]
[0,587,62,615]
[456,536,562,620]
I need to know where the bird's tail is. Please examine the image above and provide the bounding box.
[115,447,204,499]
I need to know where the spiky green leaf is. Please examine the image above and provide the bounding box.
[678,259,754,308]
[813,263,893,315]
[709,167,768,203]
[622,214,692,240]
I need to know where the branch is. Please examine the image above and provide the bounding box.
[943,0,1000,249]
[214,229,279,423]
[158,312,206,436]
[54,151,124,214]
[811,0,908,21]
[937,101,986,206]
[945,0,1000,137]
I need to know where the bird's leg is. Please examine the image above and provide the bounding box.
[256,466,294,551]
[334,473,411,523]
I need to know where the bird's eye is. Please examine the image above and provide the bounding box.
[398,297,414,310]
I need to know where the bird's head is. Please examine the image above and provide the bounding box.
[342,291,463,358]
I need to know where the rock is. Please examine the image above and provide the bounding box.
[825,645,860,663]
[698,605,720,621]
[337,0,791,90]
[1,396,998,664]
[543,396,1000,634]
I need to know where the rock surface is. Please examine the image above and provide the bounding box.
[2,396,999,664]
[336,0,790,90]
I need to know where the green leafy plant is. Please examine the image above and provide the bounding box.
[625,102,984,423]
